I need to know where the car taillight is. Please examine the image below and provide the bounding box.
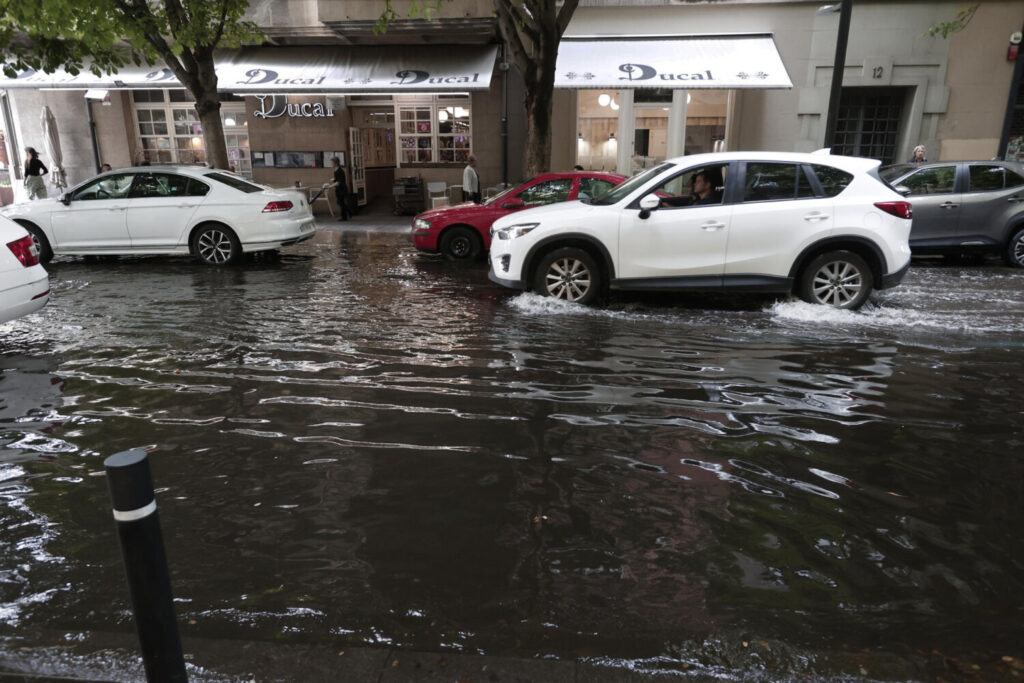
[262,200,294,213]
[874,201,913,220]
[6,235,40,267]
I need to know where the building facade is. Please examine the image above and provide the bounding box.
[0,0,1021,213]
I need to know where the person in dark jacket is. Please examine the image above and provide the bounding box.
[23,147,48,200]
[329,156,351,221]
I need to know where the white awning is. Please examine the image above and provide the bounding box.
[221,45,498,93]
[555,34,793,90]
[0,45,499,93]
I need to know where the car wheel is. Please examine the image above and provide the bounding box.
[192,224,241,265]
[19,223,52,264]
[797,250,873,310]
[533,247,601,305]
[1003,228,1024,267]
[439,226,482,261]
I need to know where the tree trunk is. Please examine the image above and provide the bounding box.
[196,96,228,170]
[523,52,558,177]
[191,52,229,170]
[523,86,553,177]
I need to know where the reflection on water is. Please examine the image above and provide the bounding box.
[1,236,1023,679]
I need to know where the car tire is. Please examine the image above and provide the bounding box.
[797,250,873,310]
[1003,227,1024,267]
[439,226,482,261]
[18,223,52,264]
[192,224,241,265]
[533,247,602,305]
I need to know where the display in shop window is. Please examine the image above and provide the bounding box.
[1007,136,1023,162]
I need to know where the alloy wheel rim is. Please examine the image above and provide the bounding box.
[545,257,591,301]
[811,261,861,307]
[197,230,231,263]
[1014,235,1024,265]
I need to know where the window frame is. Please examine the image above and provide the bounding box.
[396,96,472,166]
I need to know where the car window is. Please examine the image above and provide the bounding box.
[130,173,192,199]
[649,164,728,208]
[879,164,914,183]
[743,163,814,202]
[72,173,134,201]
[1007,167,1024,189]
[898,166,957,195]
[591,163,672,206]
[517,179,572,207]
[578,177,616,201]
[968,165,1006,192]
[205,172,264,193]
[187,178,210,197]
[810,164,854,197]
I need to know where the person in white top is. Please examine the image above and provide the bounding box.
[462,154,481,203]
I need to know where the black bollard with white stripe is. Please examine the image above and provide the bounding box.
[104,449,188,683]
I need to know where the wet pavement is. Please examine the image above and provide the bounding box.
[1,214,1023,681]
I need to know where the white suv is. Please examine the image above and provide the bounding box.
[489,152,913,310]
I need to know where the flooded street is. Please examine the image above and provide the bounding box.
[1,230,1022,681]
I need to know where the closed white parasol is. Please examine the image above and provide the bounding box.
[40,105,67,190]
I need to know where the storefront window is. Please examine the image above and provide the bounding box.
[221,104,250,176]
[576,90,619,172]
[134,90,248,168]
[397,99,471,165]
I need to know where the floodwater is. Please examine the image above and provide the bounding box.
[1,230,1022,681]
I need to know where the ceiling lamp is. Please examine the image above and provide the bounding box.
[598,93,611,107]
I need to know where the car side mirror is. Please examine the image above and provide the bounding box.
[501,197,526,210]
[60,193,72,206]
[638,193,660,219]
[895,185,911,197]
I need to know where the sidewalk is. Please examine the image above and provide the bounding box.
[313,210,414,234]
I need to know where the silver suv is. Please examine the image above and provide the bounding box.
[880,160,1024,266]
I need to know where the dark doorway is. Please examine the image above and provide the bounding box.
[830,87,907,164]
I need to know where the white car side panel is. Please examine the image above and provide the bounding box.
[618,204,732,278]
[725,197,833,276]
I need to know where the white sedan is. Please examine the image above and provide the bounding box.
[0,167,317,265]
[0,216,49,324]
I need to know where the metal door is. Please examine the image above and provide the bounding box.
[349,126,366,207]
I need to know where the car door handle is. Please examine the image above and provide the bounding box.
[701,222,726,231]
[940,201,959,209]
[803,212,829,222]
[108,207,126,212]
[1008,195,1022,203]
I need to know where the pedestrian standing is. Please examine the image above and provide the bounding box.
[908,145,927,165]
[329,156,351,221]
[23,147,48,200]
[462,154,481,204]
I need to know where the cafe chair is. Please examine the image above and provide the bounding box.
[427,181,449,208]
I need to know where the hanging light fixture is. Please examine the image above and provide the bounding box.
[439,109,449,122]
[598,93,611,107]
[610,100,619,111]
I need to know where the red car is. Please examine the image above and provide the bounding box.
[411,171,626,260]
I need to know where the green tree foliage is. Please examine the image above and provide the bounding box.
[0,0,263,170]
[921,4,979,39]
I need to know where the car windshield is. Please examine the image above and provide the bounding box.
[205,172,267,193]
[589,164,673,206]
[483,184,519,206]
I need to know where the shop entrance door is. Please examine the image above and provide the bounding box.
[349,127,366,207]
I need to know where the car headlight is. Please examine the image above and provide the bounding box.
[413,218,431,231]
[493,223,539,240]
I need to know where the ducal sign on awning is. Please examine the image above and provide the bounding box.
[0,45,499,92]
[555,34,793,89]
